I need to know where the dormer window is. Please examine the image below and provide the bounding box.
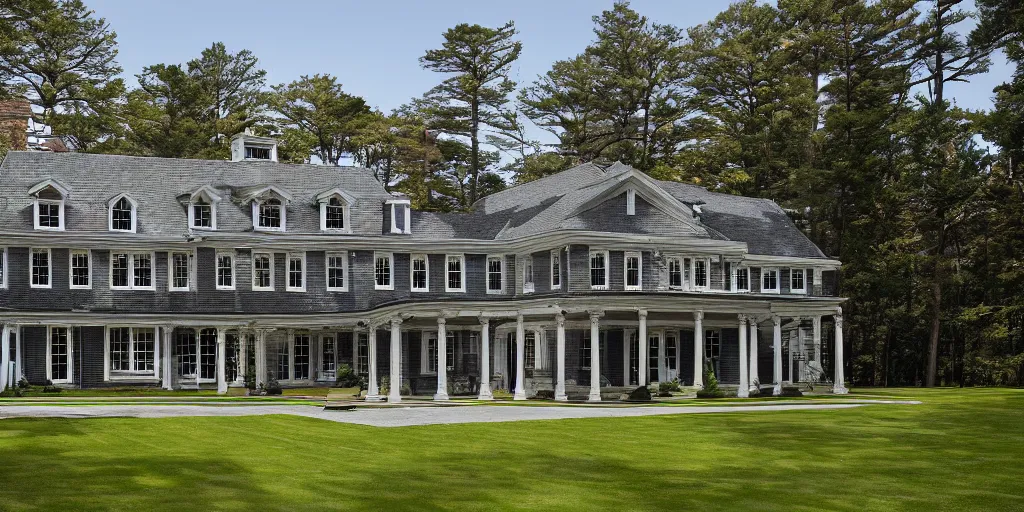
[230,133,279,162]
[259,199,282,229]
[246,185,292,232]
[29,180,69,231]
[185,185,221,231]
[192,201,212,228]
[386,198,411,234]
[315,188,354,233]
[325,198,345,229]
[108,194,137,233]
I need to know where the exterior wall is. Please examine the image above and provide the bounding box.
[718,327,740,385]
[679,329,695,386]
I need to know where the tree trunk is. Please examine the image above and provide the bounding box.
[925,225,946,387]
[469,98,480,206]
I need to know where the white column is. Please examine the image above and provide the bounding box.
[638,310,648,386]
[772,315,783,396]
[793,319,803,382]
[588,311,602,402]
[737,314,749,398]
[833,311,848,394]
[216,327,227,394]
[478,318,493,400]
[748,317,759,393]
[435,317,449,401]
[14,325,23,382]
[622,329,631,386]
[254,329,264,388]
[237,331,247,385]
[1,325,10,392]
[389,318,403,403]
[366,325,381,401]
[812,315,822,366]
[692,311,704,388]
[554,313,567,401]
[657,332,666,383]
[513,314,526,400]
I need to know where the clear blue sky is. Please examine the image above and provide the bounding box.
[90,0,1010,124]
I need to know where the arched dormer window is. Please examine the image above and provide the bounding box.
[314,188,355,233]
[108,194,138,233]
[29,179,70,231]
[186,185,222,231]
[244,185,292,232]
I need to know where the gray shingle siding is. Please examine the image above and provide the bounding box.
[718,328,740,385]
[22,325,46,384]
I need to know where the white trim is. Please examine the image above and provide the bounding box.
[168,250,192,292]
[410,254,429,292]
[188,201,217,231]
[373,252,394,291]
[790,267,807,294]
[109,251,156,291]
[28,178,70,197]
[731,265,750,293]
[107,193,138,233]
[550,249,561,290]
[624,251,642,291]
[667,256,684,290]
[29,247,52,289]
[318,193,353,233]
[445,254,466,293]
[589,250,610,290]
[286,252,307,292]
[485,255,504,294]
[46,325,74,384]
[33,198,65,231]
[215,251,236,291]
[68,249,92,290]
[326,252,349,292]
[626,188,636,216]
[692,257,711,291]
[105,325,158,380]
[760,267,780,294]
[252,197,287,233]
[0,247,7,289]
[522,254,535,294]
[251,251,275,291]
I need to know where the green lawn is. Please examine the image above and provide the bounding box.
[0,388,1021,511]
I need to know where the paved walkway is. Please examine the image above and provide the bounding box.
[0,400,918,427]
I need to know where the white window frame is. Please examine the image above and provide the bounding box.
[46,326,73,384]
[109,251,156,291]
[486,255,504,294]
[626,188,636,216]
[732,265,750,293]
[667,256,684,290]
[34,198,65,231]
[286,252,307,292]
[188,200,217,231]
[373,252,394,291]
[692,257,711,291]
[215,251,236,291]
[252,197,286,233]
[168,250,193,292]
[421,330,438,375]
[387,199,412,234]
[624,251,642,291]
[445,254,466,293]
[30,247,52,289]
[326,252,349,292]
[550,250,561,290]
[790,268,807,294]
[589,250,610,290]
[410,254,429,293]
[319,195,352,233]
[108,194,138,233]
[761,267,780,294]
[522,255,534,294]
[69,249,92,290]
[251,252,275,292]
[0,247,7,289]
[105,326,158,380]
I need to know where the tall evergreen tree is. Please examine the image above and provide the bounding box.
[270,74,371,165]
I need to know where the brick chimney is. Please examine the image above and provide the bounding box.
[0,98,31,150]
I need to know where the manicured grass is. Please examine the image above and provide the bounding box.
[1,388,1022,510]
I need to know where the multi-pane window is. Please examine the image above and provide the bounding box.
[111,197,134,231]
[762,268,779,292]
[192,201,212,228]
[704,329,721,359]
[486,256,503,293]
[648,335,660,383]
[669,258,683,288]
[694,259,709,289]
[327,253,347,291]
[110,252,153,290]
[277,340,289,380]
[581,329,599,369]
[245,146,272,160]
[216,253,234,290]
[625,252,641,290]
[590,251,608,289]
[550,250,561,289]
[374,253,392,290]
[790,268,806,293]
[287,253,305,291]
[666,333,677,371]
[293,334,310,380]
[253,253,273,290]
[198,329,217,380]
[37,200,62,229]
[325,197,345,229]
[321,335,336,380]
[50,327,70,383]
[356,333,368,375]
[170,252,190,291]
[524,331,536,370]
[523,256,534,293]
[734,266,750,292]
[109,327,156,375]
[445,332,456,370]
[424,333,438,373]
[446,255,464,292]
[70,250,90,288]
[258,199,282,229]
[30,248,50,288]
[410,255,428,292]
[176,329,197,377]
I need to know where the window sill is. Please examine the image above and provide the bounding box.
[215,286,236,291]
[69,285,92,290]
[108,374,159,381]
[374,285,394,291]
[34,226,64,232]
[169,287,192,292]
[29,284,52,289]
[327,287,349,293]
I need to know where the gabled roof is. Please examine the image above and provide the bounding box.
[236,184,294,203]
[314,187,356,205]
[183,184,223,203]
[28,178,70,197]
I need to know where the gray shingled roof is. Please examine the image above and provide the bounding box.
[0,151,393,236]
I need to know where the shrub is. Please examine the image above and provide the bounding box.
[335,364,364,389]
[0,387,23,397]
[244,364,256,390]
[658,380,681,394]
[17,378,30,389]
[779,385,803,397]
[533,389,554,400]
[627,386,652,401]
[261,377,283,396]
[42,385,62,393]
[696,365,726,398]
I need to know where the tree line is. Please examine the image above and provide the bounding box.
[1,0,1022,387]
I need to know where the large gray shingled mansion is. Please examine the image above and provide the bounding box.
[0,133,847,400]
